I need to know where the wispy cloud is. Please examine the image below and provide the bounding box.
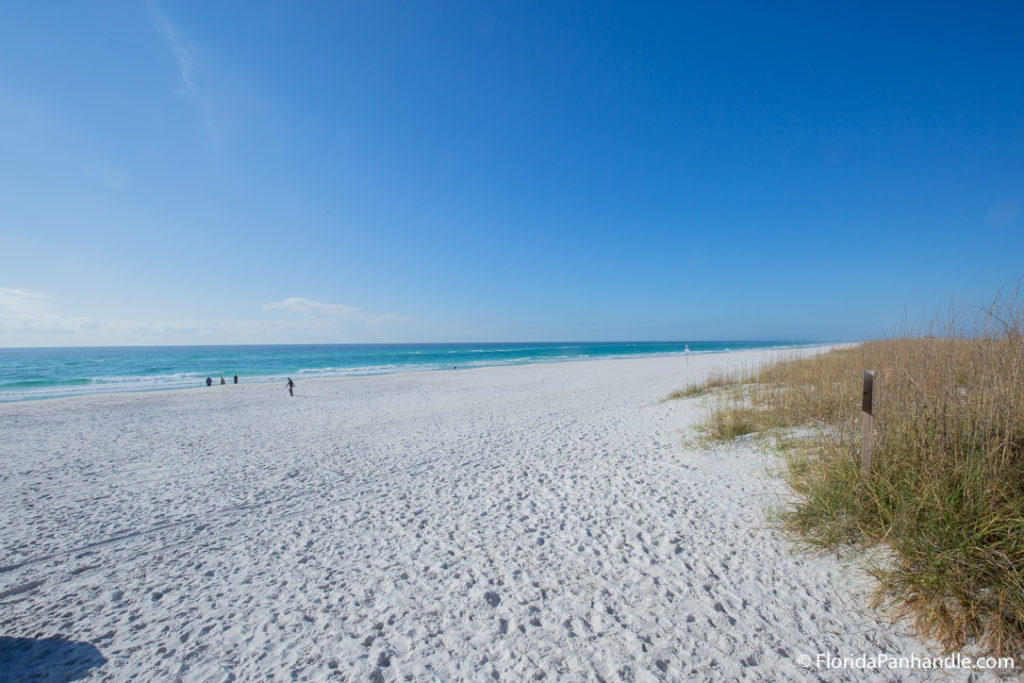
[0,290,413,346]
[264,297,361,317]
[264,297,409,324]
[150,1,197,95]
[0,289,46,315]
[0,289,215,338]
[148,1,228,141]
[0,289,90,334]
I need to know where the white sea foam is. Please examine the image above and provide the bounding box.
[0,343,829,403]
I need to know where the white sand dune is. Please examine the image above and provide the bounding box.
[0,348,996,681]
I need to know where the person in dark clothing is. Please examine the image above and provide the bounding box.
[233,374,238,384]
[206,376,213,387]
[286,377,295,396]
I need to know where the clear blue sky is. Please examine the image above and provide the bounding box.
[1,1,1021,346]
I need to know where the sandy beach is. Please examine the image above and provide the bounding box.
[0,348,988,681]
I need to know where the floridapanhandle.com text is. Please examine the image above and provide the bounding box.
[798,652,1015,671]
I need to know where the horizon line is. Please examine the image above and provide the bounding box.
[0,339,838,351]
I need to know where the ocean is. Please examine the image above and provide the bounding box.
[0,341,815,403]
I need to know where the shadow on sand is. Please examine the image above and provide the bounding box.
[0,635,106,682]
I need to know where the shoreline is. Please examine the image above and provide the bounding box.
[3,343,974,681]
[0,342,841,406]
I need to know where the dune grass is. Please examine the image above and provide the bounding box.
[662,371,739,401]
[678,291,1024,657]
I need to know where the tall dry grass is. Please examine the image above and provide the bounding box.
[670,290,1024,657]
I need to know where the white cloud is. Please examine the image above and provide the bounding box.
[104,320,212,336]
[263,297,412,326]
[150,2,197,95]
[149,1,228,141]
[0,290,205,339]
[0,290,415,346]
[0,289,47,315]
[0,289,92,335]
[264,297,361,317]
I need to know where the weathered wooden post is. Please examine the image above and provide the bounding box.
[861,371,875,478]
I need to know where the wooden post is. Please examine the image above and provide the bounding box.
[861,371,875,478]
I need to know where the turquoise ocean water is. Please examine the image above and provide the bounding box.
[0,341,816,403]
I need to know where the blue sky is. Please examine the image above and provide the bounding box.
[1,1,1021,346]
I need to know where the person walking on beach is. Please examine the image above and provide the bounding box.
[286,377,295,396]
[206,376,213,387]
[233,374,238,384]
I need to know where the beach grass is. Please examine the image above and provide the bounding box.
[678,290,1024,657]
[662,371,739,400]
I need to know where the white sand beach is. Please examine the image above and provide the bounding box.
[0,348,992,681]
